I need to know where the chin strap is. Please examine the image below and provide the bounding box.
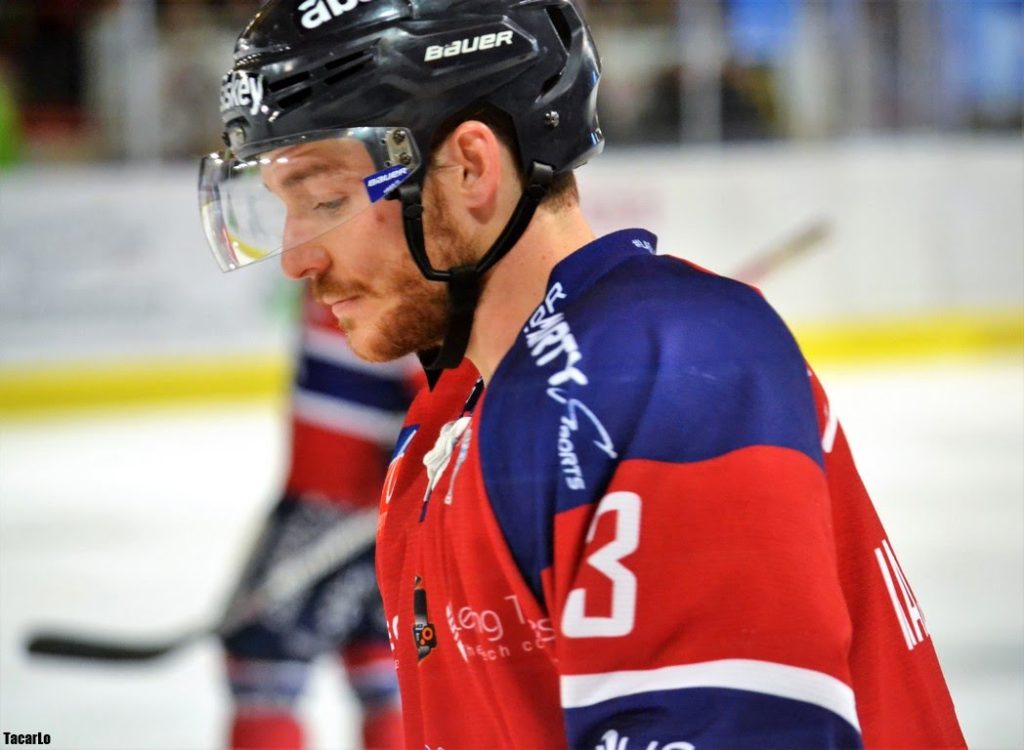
[399,162,555,379]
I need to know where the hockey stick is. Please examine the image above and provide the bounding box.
[731,219,831,285]
[26,630,206,663]
[25,508,379,662]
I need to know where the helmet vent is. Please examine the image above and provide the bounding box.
[545,5,573,52]
[266,71,312,93]
[324,46,375,71]
[323,47,376,86]
[278,88,313,110]
[541,70,564,96]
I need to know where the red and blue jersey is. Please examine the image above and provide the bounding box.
[376,229,966,749]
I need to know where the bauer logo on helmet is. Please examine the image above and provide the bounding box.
[424,31,517,63]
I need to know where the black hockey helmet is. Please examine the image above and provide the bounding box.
[199,0,603,370]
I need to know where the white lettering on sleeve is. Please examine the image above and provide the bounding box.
[874,538,929,650]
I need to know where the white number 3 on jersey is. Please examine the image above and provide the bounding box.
[561,491,641,638]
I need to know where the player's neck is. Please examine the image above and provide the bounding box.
[466,205,595,384]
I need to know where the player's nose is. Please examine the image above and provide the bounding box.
[279,214,333,280]
[280,241,331,281]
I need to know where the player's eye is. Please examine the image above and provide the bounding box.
[315,197,346,213]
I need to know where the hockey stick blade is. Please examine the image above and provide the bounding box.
[24,508,379,663]
[26,630,203,662]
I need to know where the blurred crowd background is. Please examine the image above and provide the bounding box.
[0,0,1020,164]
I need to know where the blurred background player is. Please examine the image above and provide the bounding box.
[220,289,419,750]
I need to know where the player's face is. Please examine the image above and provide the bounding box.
[268,141,475,362]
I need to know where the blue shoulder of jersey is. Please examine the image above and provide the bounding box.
[478,230,824,602]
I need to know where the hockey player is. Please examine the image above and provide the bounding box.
[199,1,967,747]
[220,290,417,750]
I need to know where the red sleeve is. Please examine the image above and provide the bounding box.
[808,369,967,748]
[544,447,864,749]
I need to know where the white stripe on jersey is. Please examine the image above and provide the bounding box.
[302,328,413,379]
[293,388,406,446]
[560,658,860,731]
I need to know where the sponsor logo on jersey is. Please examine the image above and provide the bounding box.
[444,593,555,664]
[413,576,438,661]
[596,729,695,750]
[297,0,375,30]
[546,389,617,490]
[424,30,516,62]
[220,71,264,116]
[524,283,587,388]
[631,237,656,254]
[524,282,617,491]
[874,538,929,650]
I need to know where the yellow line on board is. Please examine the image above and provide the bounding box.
[0,310,1020,416]
[793,309,1023,366]
[0,355,291,416]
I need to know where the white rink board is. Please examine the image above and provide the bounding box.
[1,356,1022,749]
[581,138,1024,324]
[1,137,1021,367]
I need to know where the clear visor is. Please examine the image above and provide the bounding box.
[199,127,421,272]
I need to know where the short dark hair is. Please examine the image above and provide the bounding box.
[430,103,579,211]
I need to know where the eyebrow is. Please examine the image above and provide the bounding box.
[264,160,365,195]
[279,162,336,190]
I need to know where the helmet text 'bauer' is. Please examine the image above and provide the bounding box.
[425,31,515,63]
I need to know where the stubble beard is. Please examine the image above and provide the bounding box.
[340,259,447,363]
[328,187,477,363]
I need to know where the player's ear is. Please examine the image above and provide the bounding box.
[439,120,503,212]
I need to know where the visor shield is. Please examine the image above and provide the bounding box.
[199,127,420,271]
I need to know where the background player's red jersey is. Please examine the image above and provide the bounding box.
[286,293,423,508]
[223,291,420,750]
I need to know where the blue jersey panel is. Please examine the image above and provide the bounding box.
[296,354,412,413]
[563,687,863,750]
[479,230,823,603]
[563,252,824,472]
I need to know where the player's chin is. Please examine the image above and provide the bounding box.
[343,324,391,363]
[352,305,445,364]
[345,318,416,363]
[350,339,403,364]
